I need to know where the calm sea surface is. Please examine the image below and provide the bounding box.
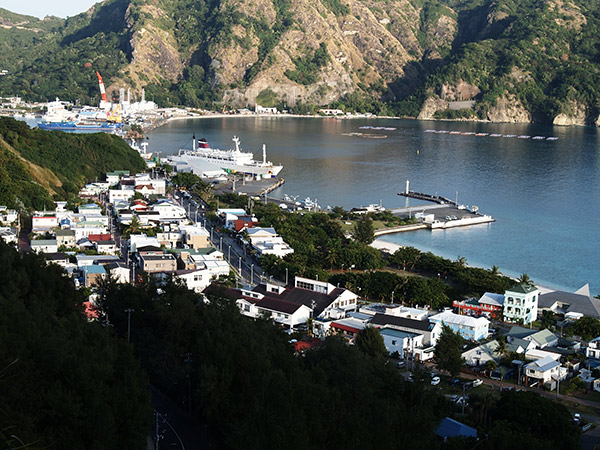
[147,116,600,294]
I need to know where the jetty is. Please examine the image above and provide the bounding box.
[389,180,495,232]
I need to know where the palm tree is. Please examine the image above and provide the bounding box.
[456,256,467,268]
[124,216,142,238]
[490,265,500,276]
[518,273,533,286]
[485,359,497,377]
[494,335,508,359]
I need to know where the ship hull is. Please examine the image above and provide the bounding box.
[169,154,283,178]
[38,121,123,132]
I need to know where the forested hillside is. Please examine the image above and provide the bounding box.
[0,117,146,210]
[0,241,151,449]
[1,0,600,124]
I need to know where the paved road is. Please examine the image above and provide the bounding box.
[150,385,216,450]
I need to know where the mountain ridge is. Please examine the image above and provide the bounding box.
[1,0,600,125]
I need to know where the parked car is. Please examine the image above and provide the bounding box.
[448,394,458,402]
[450,378,460,386]
[472,379,483,387]
[431,376,441,386]
[456,396,468,406]
[397,361,405,368]
[574,413,581,423]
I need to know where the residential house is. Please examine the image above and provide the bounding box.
[151,201,187,221]
[106,170,130,185]
[359,303,429,320]
[226,276,358,328]
[55,229,76,248]
[429,310,490,341]
[462,340,500,367]
[82,264,106,288]
[539,285,600,319]
[526,329,559,349]
[78,204,103,215]
[586,337,600,359]
[139,253,177,274]
[524,355,566,386]
[0,206,18,225]
[524,348,561,362]
[379,328,424,358]
[105,262,130,284]
[330,318,368,341]
[180,225,210,249]
[32,214,58,233]
[246,227,294,258]
[30,239,58,253]
[453,292,504,319]
[95,240,117,254]
[0,228,18,245]
[230,287,312,328]
[503,283,540,325]
[368,314,441,361]
[175,268,211,293]
[76,254,120,267]
[109,189,134,203]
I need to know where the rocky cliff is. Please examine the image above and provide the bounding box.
[2,0,600,125]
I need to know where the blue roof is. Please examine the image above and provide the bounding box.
[84,265,106,275]
[435,417,477,439]
[379,328,419,339]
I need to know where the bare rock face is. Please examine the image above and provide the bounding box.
[553,100,587,126]
[440,80,481,101]
[417,97,448,120]
[486,95,531,123]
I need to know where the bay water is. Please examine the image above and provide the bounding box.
[147,116,600,294]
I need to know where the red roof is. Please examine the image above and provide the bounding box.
[234,219,257,232]
[292,339,322,352]
[83,301,99,319]
[331,322,361,334]
[88,233,111,242]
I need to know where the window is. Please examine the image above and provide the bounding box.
[392,340,397,345]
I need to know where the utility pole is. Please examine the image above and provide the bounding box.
[125,308,134,343]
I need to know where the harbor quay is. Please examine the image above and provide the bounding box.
[210,175,494,232]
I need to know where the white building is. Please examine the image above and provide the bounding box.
[109,189,134,203]
[175,268,212,293]
[30,239,58,253]
[429,310,490,341]
[360,303,429,320]
[462,340,499,367]
[379,328,424,358]
[586,337,600,359]
[525,356,566,385]
[0,207,18,225]
[32,215,58,233]
[503,283,540,325]
[151,201,187,221]
[247,227,294,258]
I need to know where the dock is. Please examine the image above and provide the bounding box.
[214,176,285,197]
[390,188,495,232]
[398,190,456,205]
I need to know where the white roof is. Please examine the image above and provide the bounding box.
[525,355,560,372]
[480,292,505,307]
[430,310,490,328]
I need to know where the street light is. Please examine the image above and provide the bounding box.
[285,267,288,286]
[228,244,231,262]
[220,236,223,251]
[124,308,134,343]
[251,264,254,285]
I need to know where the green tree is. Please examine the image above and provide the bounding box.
[518,273,534,286]
[353,214,375,244]
[434,325,465,377]
[485,359,497,377]
[355,325,388,358]
[540,310,557,330]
